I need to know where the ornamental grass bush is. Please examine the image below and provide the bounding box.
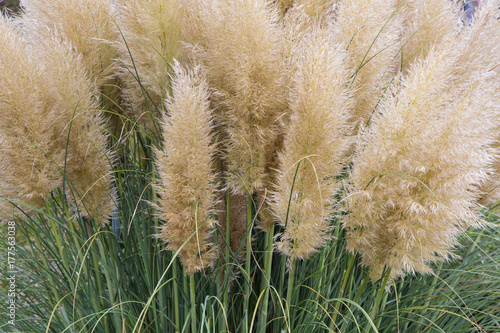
[1,0,500,332]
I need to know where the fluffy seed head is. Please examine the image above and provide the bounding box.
[185,0,287,195]
[273,24,352,260]
[29,23,115,224]
[21,0,119,90]
[344,29,500,281]
[335,0,403,128]
[0,18,114,223]
[293,0,338,17]
[0,18,63,216]
[461,0,500,204]
[115,0,183,134]
[155,63,218,274]
[396,0,459,73]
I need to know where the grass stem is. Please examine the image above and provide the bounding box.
[286,258,296,332]
[330,252,356,330]
[257,223,275,333]
[367,268,391,333]
[243,194,253,333]
[173,259,181,332]
[190,273,198,333]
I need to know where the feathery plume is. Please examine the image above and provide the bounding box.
[115,0,183,134]
[21,0,118,90]
[41,41,114,224]
[334,0,402,128]
[343,31,500,281]
[184,0,287,195]
[0,18,114,223]
[454,0,500,78]
[155,63,218,274]
[20,0,123,137]
[0,18,64,216]
[397,0,459,73]
[293,0,338,18]
[26,22,115,224]
[460,0,500,204]
[274,0,337,16]
[273,24,352,260]
[255,5,310,231]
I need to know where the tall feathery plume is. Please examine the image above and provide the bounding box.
[27,22,115,224]
[20,0,123,137]
[155,63,218,274]
[0,18,115,223]
[273,24,352,260]
[343,24,500,282]
[458,0,500,204]
[21,0,118,90]
[184,0,287,196]
[396,0,459,73]
[0,18,64,217]
[334,0,402,128]
[256,6,312,231]
[115,0,183,134]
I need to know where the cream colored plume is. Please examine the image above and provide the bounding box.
[335,0,402,128]
[155,63,218,274]
[115,0,183,135]
[0,18,63,216]
[397,0,459,73]
[274,0,337,16]
[20,0,123,137]
[344,18,500,282]
[293,0,338,17]
[21,0,118,91]
[36,33,115,225]
[0,18,114,223]
[460,0,500,204]
[184,0,287,196]
[273,24,352,260]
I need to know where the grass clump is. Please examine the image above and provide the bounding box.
[1,0,500,332]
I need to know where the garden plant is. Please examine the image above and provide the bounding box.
[1,0,500,332]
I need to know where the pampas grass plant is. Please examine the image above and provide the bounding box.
[273,22,352,261]
[155,62,218,275]
[0,18,114,223]
[1,1,500,333]
[114,0,183,135]
[185,0,287,196]
[21,0,118,91]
